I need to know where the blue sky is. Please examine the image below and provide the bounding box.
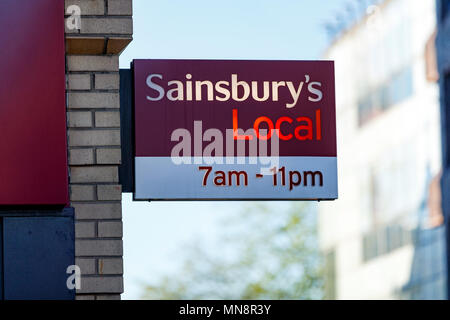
[120,0,349,300]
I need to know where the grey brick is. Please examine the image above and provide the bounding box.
[96,148,121,164]
[97,185,122,200]
[75,294,96,300]
[68,129,121,147]
[68,92,119,109]
[75,221,96,238]
[77,276,123,294]
[98,221,122,238]
[76,240,123,256]
[70,166,119,183]
[67,56,119,72]
[76,258,96,275]
[67,111,93,128]
[96,294,121,300]
[69,148,95,165]
[78,18,132,35]
[108,0,132,15]
[73,203,122,220]
[95,73,119,90]
[68,74,91,90]
[70,185,96,201]
[98,258,123,275]
[65,0,105,15]
[95,111,121,127]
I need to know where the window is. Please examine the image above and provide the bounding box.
[363,223,413,263]
[358,66,413,126]
[445,73,450,167]
[386,224,405,252]
[388,67,413,106]
[363,233,378,262]
[356,10,414,127]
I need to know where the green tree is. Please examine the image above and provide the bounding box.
[142,202,324,299]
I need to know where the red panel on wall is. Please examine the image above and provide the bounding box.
[0,0,68,206]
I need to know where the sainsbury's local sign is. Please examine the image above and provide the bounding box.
[132,59,337,200]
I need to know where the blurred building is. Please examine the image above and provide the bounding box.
[319,0,447,299]
[436,0,450,300]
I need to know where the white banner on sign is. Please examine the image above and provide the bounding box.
[134,156,338,200]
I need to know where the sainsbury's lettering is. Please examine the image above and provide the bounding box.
[146,73,323,108]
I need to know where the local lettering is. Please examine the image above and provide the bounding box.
[233,108,321,141]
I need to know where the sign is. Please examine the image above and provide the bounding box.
[133,59,337,200]
[0,0,68,206]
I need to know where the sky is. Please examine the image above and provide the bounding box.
[120,0,350,300]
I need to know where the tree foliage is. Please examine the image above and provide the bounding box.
[142,202,324,299]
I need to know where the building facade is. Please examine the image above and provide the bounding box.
[319,0,447,299]
[0,0,132,300]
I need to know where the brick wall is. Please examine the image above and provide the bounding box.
[64,0,132,300]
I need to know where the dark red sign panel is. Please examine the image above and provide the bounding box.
[0,0,68,206]
[134,59,336,158]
